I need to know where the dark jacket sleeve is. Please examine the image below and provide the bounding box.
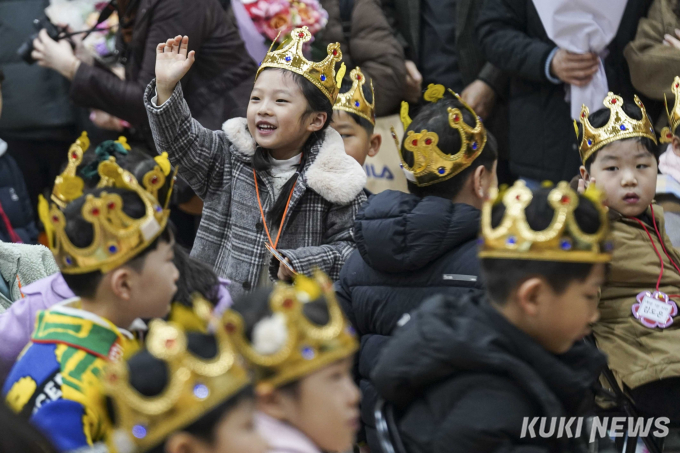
[476,0,554,84]
[10,156,38,244]
[432,386,546,453]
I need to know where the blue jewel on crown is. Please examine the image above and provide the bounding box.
[620,124,626,131]
[108,245,118,254]
[472,141,478,150]
[65,256,73,266]
[506,236,517,246]
[320,75,327,82]
[285,56,292,62]
[560,239,572,251]
[437,167,446,175]
[354,101,360,107]
[587,139,592,146]
[155,205,162,213]
[301,346,315,360]
[132,425,147,439]
[193,383,210,400]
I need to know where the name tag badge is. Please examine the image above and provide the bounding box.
[632,291,678,329]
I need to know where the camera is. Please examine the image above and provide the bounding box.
[17,17,67,65]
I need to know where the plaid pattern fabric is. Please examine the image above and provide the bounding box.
[145,81,366,299]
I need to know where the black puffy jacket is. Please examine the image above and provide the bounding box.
[0,144,37,244]
[372,293,608,453]
[335,190,484,451]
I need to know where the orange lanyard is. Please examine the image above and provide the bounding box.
[253,169,297,250]
[629,204,680,296]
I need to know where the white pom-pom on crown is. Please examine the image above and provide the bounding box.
[252,313,288,355]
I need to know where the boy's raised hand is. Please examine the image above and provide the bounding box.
[155,35,195,105]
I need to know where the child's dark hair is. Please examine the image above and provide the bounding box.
[0,403,58,453]
[252,68,334,226]
[232,287,330,388]
[61,188,172,298]
[403,97,498,200]
[336,77,375,135]
[172,244,220,307]
[481,187,604,304]
[76,144,173,207]
[578,99,659,172]
[0,69,4,85]
[106,333,254,453]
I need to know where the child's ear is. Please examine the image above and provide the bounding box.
[109,268,133,301]
[368,133,381,158]
[306,112,328,133]
[256,388,293,421]
[672,135,680,158]
[579,165,590,182]
[165,431,201,453]
[515,277,543,317]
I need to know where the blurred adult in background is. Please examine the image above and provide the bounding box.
[477,0,656,185]
[31,0,256,151]
[625,0,680,105]
[380,0,510,182]
[317,0,406,116]
[0,0,78,216]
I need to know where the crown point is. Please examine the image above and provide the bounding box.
[425,138,433,145]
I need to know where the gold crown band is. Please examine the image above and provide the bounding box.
[397,85,486,187]
[105,297,251,453]
[256,27,344,104]
[223,271,358,393]
[334,67,375,125]
[479,180,612,263]
[577,93,657,164]
[661,76,680,144]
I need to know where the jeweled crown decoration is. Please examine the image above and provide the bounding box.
[661,76,680,144]
[577,92,657,164]
[334,67,375,125]
[256,26,344,103]
[39,158,172,274]
[479,180,612,263]
[222,270,358,393]
[52,131,91,208]
[104,296,250,453]
[395,84,487,187]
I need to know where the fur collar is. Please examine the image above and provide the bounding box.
[222,118,366,204]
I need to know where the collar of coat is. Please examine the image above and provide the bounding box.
[222,118,366,205]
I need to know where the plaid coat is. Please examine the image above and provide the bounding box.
[145,81,367,299]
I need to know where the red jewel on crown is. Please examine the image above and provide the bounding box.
[412,139,418,146]
[668,133,673,139]
[151,176,159,185]
[611,98,617,104]
[52,215,59,223]
[357,74,362,81]
[425,138,433,145]
[107,202,115,210]
[453,114,460,122]
[298,32,305,38]
[71,152,78,160]
[225,322,236,333]
[561,195,570,204]
[165,338,175,348]
[92,208,100,216]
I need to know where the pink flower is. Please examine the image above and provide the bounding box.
[243,0,328,43]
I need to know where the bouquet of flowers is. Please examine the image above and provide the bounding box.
[242,0,329,43]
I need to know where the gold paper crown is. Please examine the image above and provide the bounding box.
[660,76,680,144]
[39,157,172,274]
[51,133,176,210]
[256,26,345,103]
[394,84,487,187]
[576,92,657,164]
[479,180,612,262]
[223,270,358,393]
[104,296,250,453]
[334,67,375,125]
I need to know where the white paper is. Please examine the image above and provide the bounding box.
[532,0,628,119]
[639,296,673,324]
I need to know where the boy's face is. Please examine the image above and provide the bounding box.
[274,357,360,452]
[125,239,179,319]
[530,263,605,354]
[332,110,380,166]
[581,140,657,217]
